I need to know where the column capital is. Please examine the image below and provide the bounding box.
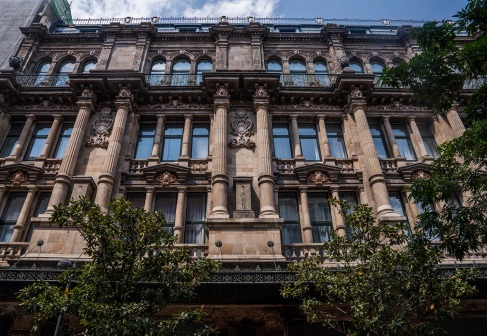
[52,114,63,121]
[430,115,439,123]
[27,185,38,193]
[299,186,308,193]
[213,98,230,112]
[114,100,133,112]
[289,114,298,121]
[26,114,36,121]
[330,185,340,193]
[145,186,155,193]
[317,115,325,121]
[407,116,416,122]
[2,113,11,122]
[183,114,193,120]
[348,101,367,114]
[253,98,270,111]
[76,98,95,112]
[177,186,187,192]
[381,115,391,122]
[156,114,165,120]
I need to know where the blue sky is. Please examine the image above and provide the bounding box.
[70,0,468,21]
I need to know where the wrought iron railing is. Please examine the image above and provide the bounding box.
[16,75,70,87]
[282,74,337,87]
[145,74,199,87]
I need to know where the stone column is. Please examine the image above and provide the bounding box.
[10,186,37,242]
[381,116,400,157]
[330,186,346,237]
[299,187,313,243]
[445,104,465,137]
[150,115,165,160]
[408,116,429,159]
[254,88,278,218]
[174,186,187,243]
[290,115,303,158]
[144,187,155,212]
[0,185,6,207]
[45,94,94,214]
[350,96,394,216]
[317,115,331,159]
[179,114,193,165]
[210,88,230,218]
[8,114,35,161]
[94,88,132,211]
[342,113,355,157]
[40,115,62,158]
[0,113,10,145]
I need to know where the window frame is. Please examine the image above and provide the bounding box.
[417,123,438,158]
[0,191,27,242]
[134,122,156,160]
[154,192,178,234]
[184,192,207,244]
[272,123,293,159]
[24,123,51,161]
[191,123,210,159]
[326,123,348,159]
[52,123,73,159]
[161,124,184,162]
[369,123,390,159]
[298,123,321,162]
[391,123,417,161]
[0,122,23,158]
[278,192,302,244]
[55,59,75,87]
[308,192,333,243]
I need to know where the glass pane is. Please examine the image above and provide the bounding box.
[126,192,145,209]
[279,193,299,222]
[162,138,181,161]
[349,62,363,73]
[267,60,282,72]
[33,193,51,217]
[36,62,51,74]
[186,193,206,222]
[308,193,331,222]
[0,192,26,242]
[82,61,97,73]
[191,137,208,158]
[327,124,347,159]
[185,223,205,244]
[274,138,292,159]
[301,138,320,161]
[312,225,332,243]
[58,61,75,74]
[164,126,183,136]
[151,60,166,73]
[389,192,406,216]
[53,125,73,159]
[154,193,177,223]
[298,125,317,136]
[369,124,389,159]
[392,125,408,137]
[396,138,416,160]
[423,138,438,158]
[134,124,156,159]
[25,125,51,160]
[273,125,289,136]
[289,60,306,73]
[282,223,302,244]
[172,59,190,72]
[0,123,23,157]
[197,60,212,71]
[370,61,384,74]
[313,61,327,73]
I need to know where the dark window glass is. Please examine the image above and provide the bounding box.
[0,192,26,242]
[392,124,416,161]
[266,60,283,83]
[272,124,292,159]
[340,191,358,239]
[155,193,178,234]
[289,60,307,86]
[370,61,385,74]
[418,123,438,158]
[56,60,75,86]
[349,61,363,74]
[327,123,347,158]
[389,191,411,235]
[191,124,209,158]
[126,192,146,209]
[25,192,51,242]
[134,123,156,159]
[185,193,206,244]
[279,193,302,243]
[24,124,51,160]
[369,123,389,159]
[171,59,190,86]
[196,60,212,84]
[308,193,333,243]
[162,124,183,161]
[299,124,321,161]
[82,60,97,73]
[0,123,23,157]
[53,124,73,159]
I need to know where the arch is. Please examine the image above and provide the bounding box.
[392,57,406,67]
[369,59,385,75]
[349,58,364,74]
[196,59,212,84]
[55,59,75,87]
[33,60,51,86]
[289,59,307,73]
[81,59,97,73]
[266,58,283,84]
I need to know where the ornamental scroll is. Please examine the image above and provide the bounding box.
[228,111,256,150]
[86,107,113,148]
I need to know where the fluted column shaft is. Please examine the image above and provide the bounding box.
[95,101,131,211]
[408,116,429,159]
[10,115,35,160]
[254,99,278,218]
[46,100,94,213]
[446,105,465,137]
[382,116,400,157]
[299,187,313,243]
[351,101,394,215]
[174,187,187,243]
[40,115,62,158]
[144,187,155,212]
[11,186,37,242]
[317,116,331,159]
[210,96,230,218]
[290,115,303,158]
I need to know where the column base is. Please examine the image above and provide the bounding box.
[259,209,279,219]
[210,209,230,219]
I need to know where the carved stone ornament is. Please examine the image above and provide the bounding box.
[254,86,268,97]
[307,170,331,185]
[81,87,94,97]
[412,170,430,181]
[215,86,229,96]
[366,101,430,111]
[146,102,212,109]
[0,94,5,105]
[86,107,113,148]
[11,101,76,110]
[270,103,342,111]
[155,171,178,185]
[117,86,132,98]
[228,111,256,150]
[10,171,28,186]
[350,87,363,98]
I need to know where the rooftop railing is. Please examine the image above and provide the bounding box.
[16,75,70,88]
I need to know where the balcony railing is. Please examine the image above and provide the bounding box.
[276,159,295,174]
[282,243,332,262]
[282,74,337,87]
[129,159,149,173]
[43,158,62,173]
[0,242,30,260]
[146,74,199,87]
[16,75,70,88]
[463,77,486,90]
[189,159,209,174]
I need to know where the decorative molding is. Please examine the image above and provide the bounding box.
[146,101,212,109]
[254,86,268,97]
[12,100,76,110]
[155,171,179,185]
[215,85,229,96]
[86,107,113,148]
[307,170,330,185]
[10,171,28,186]
[81,87,94,97]
[228,111,255,150]
[270,103,342,111]
[350,87,363,98]
[412,170,430,181]
[117,86,132,98]
[366,101,431,111]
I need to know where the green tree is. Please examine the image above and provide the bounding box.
[281,201,476,336]
[381,0,487,259]
[18,197,219,335]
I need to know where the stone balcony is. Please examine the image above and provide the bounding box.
[129,159,209,174]
[275,157,357,174]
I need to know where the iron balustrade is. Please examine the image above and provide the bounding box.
[146,74,199,87]
[282,74,337,87]
[16,75,70,88]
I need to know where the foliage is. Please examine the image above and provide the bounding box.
[381,0,487,260]
[18,197,220,335]
[282,200,476,336]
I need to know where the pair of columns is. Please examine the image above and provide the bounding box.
[210,88,278,219]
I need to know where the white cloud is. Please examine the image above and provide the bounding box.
[70,0,279,19]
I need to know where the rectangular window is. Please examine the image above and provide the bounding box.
[389,191,411,235]
[0,123,23,158]
[308,193,333,243]
[279,192,302,244]
[53,124,73,159]
[134,123,156,159]
[162,124,183,161]
[126,192,146,209]
[272,124,292,159]
[25,192,51,242]
[327,123,347,158]
[185,193,206,244]
[392,124,417,161]
[369,123,389,159]
[0,192,26,242]
[24,124,51,160]
[418,123,438,158]
[340,191,358,239]
[154,192,178,234]
[191,124,209,158]
[299,124,321,161]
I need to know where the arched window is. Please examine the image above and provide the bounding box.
[149,60,166,85]
[56,60,75,86]
[82,60,97,73]
[34,61,51,86]
[313,60,329,86]
[392,59,404,67]
[171,59,190,86]
[370,60,385,75]
[349,61,364,74]
[196,60,212,84]
[266,60,283,84]
[289,59,307,86]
